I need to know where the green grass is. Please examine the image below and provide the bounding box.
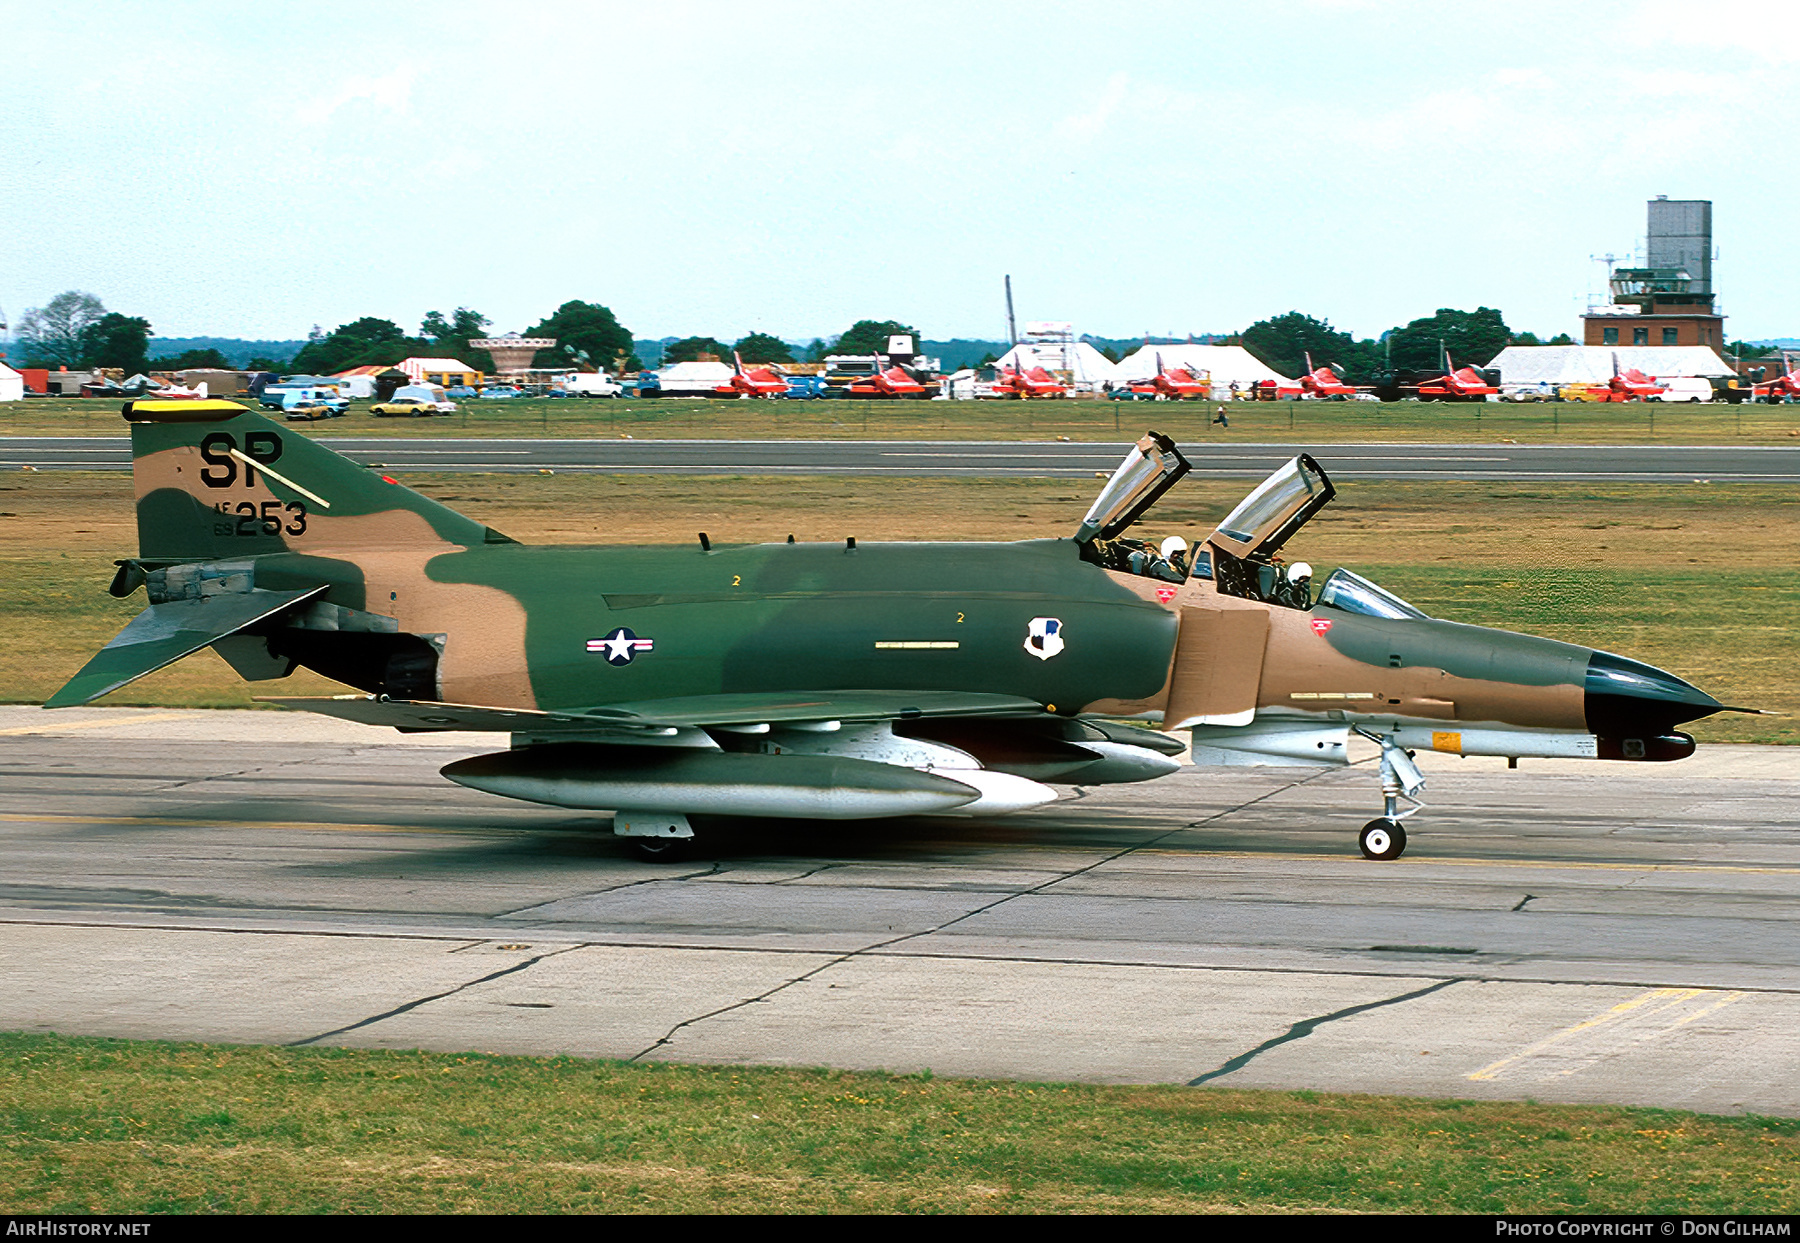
[7,394,1800,443]
[1,1033,1794,1213]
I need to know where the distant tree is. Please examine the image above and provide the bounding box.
[17,291,106,367]
[246,356,287,372]
[663,337,730,364]
[731,332,794,364]
[1725,339,1776,359]
[834,319,921,356]
[288,317,421,374]
[421,306,492,370]
[1241,311,1381,383]
[524,301,633,376]
[1544,333,1574,346]
[976,352,1000,367]
[1098,344,1121,364]
[83,313,154,373]
[1509,331,1542,346]
[1385,307,1512,372]
[803,337,834,363]
[148,346,231,370]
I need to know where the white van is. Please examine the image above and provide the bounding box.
[1650,377,1714,403]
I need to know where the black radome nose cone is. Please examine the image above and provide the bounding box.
[1585,651,1723,737]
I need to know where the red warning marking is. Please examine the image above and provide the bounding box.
[1155,585,1177,603]
[381,475,400,484]
[1311,618,1333,634]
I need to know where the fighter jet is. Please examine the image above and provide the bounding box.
[49,402,1743,861]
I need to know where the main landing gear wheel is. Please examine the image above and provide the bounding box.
[628,837,693,863]
[1359,818,1407,861]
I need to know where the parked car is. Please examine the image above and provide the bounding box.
[480,386,523,400]
[1500,382,1557,403]
[373,384,454,415]
[446,385,479,399]
[267,385,348,414]
[283,401,338,422]
[782,375,830,400]
[280,388,348,416]
[372,396,443,417]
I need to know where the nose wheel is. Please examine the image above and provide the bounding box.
[1352,727,1426,861]
[1359,818,1407,860]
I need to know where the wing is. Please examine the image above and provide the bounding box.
[48,586,327,708]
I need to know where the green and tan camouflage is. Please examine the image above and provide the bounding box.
[48,401,1742,861]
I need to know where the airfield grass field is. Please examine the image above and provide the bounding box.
[6,393,1800,443]
[2,470,1795,742]
[1,1033,1794,1214]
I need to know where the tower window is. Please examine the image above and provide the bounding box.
[1603,327,1619,345]
[1663,328,1679,345]
[1633,327,1649,345]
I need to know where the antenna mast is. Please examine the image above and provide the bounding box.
[1004,275,1017,346]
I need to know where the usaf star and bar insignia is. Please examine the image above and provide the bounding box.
[588,628,655,665]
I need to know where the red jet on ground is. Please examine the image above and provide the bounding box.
[1606,361,1666,401]
[1751,362,1800,403]
[846,364,931,399]
[1410,353,1499,401]
[990,360,1069,399]
[1124,353,1209,400]
[1299,352,1359,399]
[711,352,790,398]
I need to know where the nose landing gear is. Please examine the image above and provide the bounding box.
[1353,727,1426,860]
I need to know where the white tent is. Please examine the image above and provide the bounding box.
[1115,345,1296,395]
[994,341,1120,390]
[0,363,23,402]
[1486,345,1735,386]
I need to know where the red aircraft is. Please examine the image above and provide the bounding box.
[711,351,790,398]
[1410,353,1499,401]
[1299,352,1359,399]
[1606,358,1666,402]
[1751,361,1800,402]
[990,357,1069,399]
[845,363,930,399]
[1124,353,1208,400]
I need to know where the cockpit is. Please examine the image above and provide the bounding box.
[1075,433,1428,618]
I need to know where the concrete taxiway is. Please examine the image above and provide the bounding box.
[6,436,1800,481]
[1,705,1797,1116]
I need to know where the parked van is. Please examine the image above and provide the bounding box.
[1649,377,1714,403]
[563,371,623,398]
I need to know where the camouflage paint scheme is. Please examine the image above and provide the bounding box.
[49,402,1735,860]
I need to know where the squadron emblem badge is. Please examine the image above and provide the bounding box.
[1024,617,1065,661]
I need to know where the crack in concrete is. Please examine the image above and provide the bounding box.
[1186,977,1463,1086]
[490,861,722,919]
[1512,893,1538,911]
[285,943,585,1047]
[626,770,1336,1063]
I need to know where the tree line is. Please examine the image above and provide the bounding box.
[6,292,300,374]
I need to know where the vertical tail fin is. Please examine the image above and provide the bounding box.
[124,399,512,562]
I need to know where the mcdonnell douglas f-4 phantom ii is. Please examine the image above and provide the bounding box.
[48,402,1744,861]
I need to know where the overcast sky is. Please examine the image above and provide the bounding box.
[4,0,1795,345]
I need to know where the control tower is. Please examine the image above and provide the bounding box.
[1582,197,1722,349]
